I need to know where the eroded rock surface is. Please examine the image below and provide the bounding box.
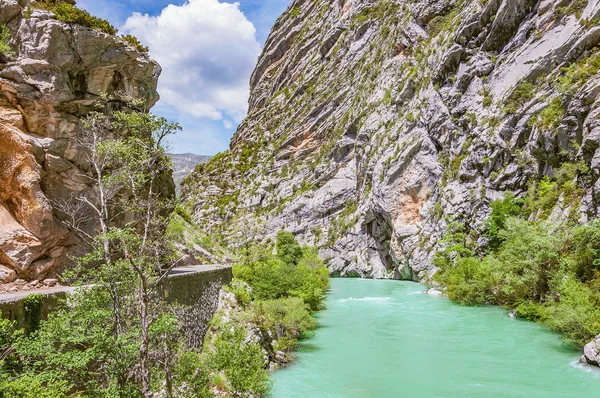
[582,334,600,366]
[0,1,160,279]
[183,0,600,280]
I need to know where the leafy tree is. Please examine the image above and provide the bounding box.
[1,105,202,397]
[484,194,521,251]
[571,221,600,282]
[205,326,270,396]
[276,231,303,265]
[234,234,329,312]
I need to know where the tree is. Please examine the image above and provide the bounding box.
[9,103,192,397]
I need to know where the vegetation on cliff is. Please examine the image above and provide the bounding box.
[31,0,148,52]
[31,0,117,35]
[0,25,14,56]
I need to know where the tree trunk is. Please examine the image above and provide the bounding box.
[139,276,152,398]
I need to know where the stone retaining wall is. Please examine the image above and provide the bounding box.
[0,266,232,347]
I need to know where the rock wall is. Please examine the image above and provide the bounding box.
[0,266,233,347]
[0,0,161,281]
[163,267,233,349]
[182,0,600,279]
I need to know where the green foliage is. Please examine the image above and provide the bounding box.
[276,231,303,265]
[438,257,499,305]
[555,0,589,20]
[205,326,270,396]
[503,81,537,114]
[7,290,141,396]
[352,0,399,26]
[523,161,590,217]
[121,34,149,54]
[33,0,117,35]
[234,234,329,313]
[544,278,600,347]
[171,351,213,398]
[290,6,301,18]
[0,25,14,56]
[557,49,600,94]
[534,97,565,132]
[253,297,317,351]
[571,221,600,282]
[23,294,43,334]
[426,6,462,37]
[484,194,522,250]
[0,374,69,398]
[436,210,600,349]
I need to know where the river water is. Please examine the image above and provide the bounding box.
[270,278,600,397]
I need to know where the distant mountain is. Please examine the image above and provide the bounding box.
[169,153,211,195]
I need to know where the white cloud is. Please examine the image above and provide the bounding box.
[123,0,261,122]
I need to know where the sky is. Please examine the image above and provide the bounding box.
[77,0,291,155]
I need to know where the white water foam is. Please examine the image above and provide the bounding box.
[338,297,391,304]
[570,359,600,378]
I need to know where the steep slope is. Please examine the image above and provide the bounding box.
[0,1,161,281]
[182,0,600,281]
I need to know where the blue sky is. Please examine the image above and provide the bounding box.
[78,0,290,155]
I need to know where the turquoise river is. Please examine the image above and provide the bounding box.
[271,278,600,397]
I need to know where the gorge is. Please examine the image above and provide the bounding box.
[2,0,600,396]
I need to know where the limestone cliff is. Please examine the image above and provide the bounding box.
[0,0,161,281]
[182,0,600,279]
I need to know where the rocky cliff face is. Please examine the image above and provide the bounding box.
[0,0,160,281]
[182,0,600,279]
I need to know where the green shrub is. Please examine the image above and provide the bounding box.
[495,218,562,303]
[33,1,117,35]
[172,351,212,398]
[503,81,537,114]
[514,301,547,321]
[426,6,461,37]
[544,278,600,347]
[0,374,69,398]
[0,25,14,56]
[206,326,270,396]
[558,49,600,94]
[571,221,600,282]
[437,257,499,305]
[276,231,303,265]
[484,194,522,251]
[121,34,149,54]
[535,97,565,132]
[23,294,43,334]
[435,210,600,349]
[253,297,317,351]
[234,234,329,312]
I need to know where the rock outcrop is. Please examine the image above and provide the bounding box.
[183,0,600,281]
[582,334,600,366]
[0,0,160,280]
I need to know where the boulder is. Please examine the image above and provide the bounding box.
[581,335,600,367]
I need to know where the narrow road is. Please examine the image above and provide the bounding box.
[0,264,231,303]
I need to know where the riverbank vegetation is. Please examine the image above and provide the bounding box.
[198,231,330,396]
[433,185,600,348]
[0,228,328,397]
